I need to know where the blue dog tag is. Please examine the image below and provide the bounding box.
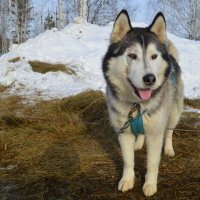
[130,111,146,136]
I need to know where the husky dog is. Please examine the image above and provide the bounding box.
[102,10,183,196]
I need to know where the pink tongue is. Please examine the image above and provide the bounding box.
[138,89,152,100]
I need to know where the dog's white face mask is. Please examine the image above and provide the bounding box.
[125,42,168,100]
[108,8,169,101]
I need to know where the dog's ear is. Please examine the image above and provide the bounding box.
[110,10,132,44]
[149,12,166,44]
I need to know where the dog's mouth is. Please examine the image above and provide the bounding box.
[127,78,152,100]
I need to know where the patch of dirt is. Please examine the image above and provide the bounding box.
[0,91,199,199]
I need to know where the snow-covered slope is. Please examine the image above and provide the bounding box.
[0,22,200,100]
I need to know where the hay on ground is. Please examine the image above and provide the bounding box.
[29,60,77,75]
[184,98,200,109]
[0,84,8,93]
[8,57,20,63]
[0,91,199,199]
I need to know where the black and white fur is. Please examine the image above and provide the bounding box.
[102,10,183,197]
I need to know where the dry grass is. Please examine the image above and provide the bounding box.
[184,98,200,109]
[0,91,199,199]
[0,84,8,93]
[29,61,77,75]
[8,57,21,63]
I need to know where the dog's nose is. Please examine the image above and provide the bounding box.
[143,74,156,86]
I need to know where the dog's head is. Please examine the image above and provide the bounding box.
[103,10,172,101]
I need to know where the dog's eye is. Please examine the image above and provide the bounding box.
[151,54,158,60]
[128,53,137,60]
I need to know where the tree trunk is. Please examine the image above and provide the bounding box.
[14,0,20,44]
[82,0,87,21]
[58,0,64,29]
[8,0,13,49]
[23,0,28,42]
[40,0,45,33]
[66,0,69,24]
[190,0,197,39]
[79,0,87,22]
[0,0,7,53]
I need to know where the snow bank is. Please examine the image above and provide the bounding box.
[0,22,200,100]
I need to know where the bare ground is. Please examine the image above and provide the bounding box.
[0,91,199,200]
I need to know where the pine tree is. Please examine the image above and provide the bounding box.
[44,12,56,30]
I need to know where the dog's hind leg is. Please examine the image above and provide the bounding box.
[135,134,145,150]
[118,133,135,192]
[164,129,175,157]
[164,102,182,157]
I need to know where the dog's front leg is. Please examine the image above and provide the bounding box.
[142,133,164,197]
[118,133,135,192]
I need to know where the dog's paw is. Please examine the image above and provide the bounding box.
[118,178,134,192]
[134,135,145,151]
[164,148,175,157]
[142,183,157,197]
